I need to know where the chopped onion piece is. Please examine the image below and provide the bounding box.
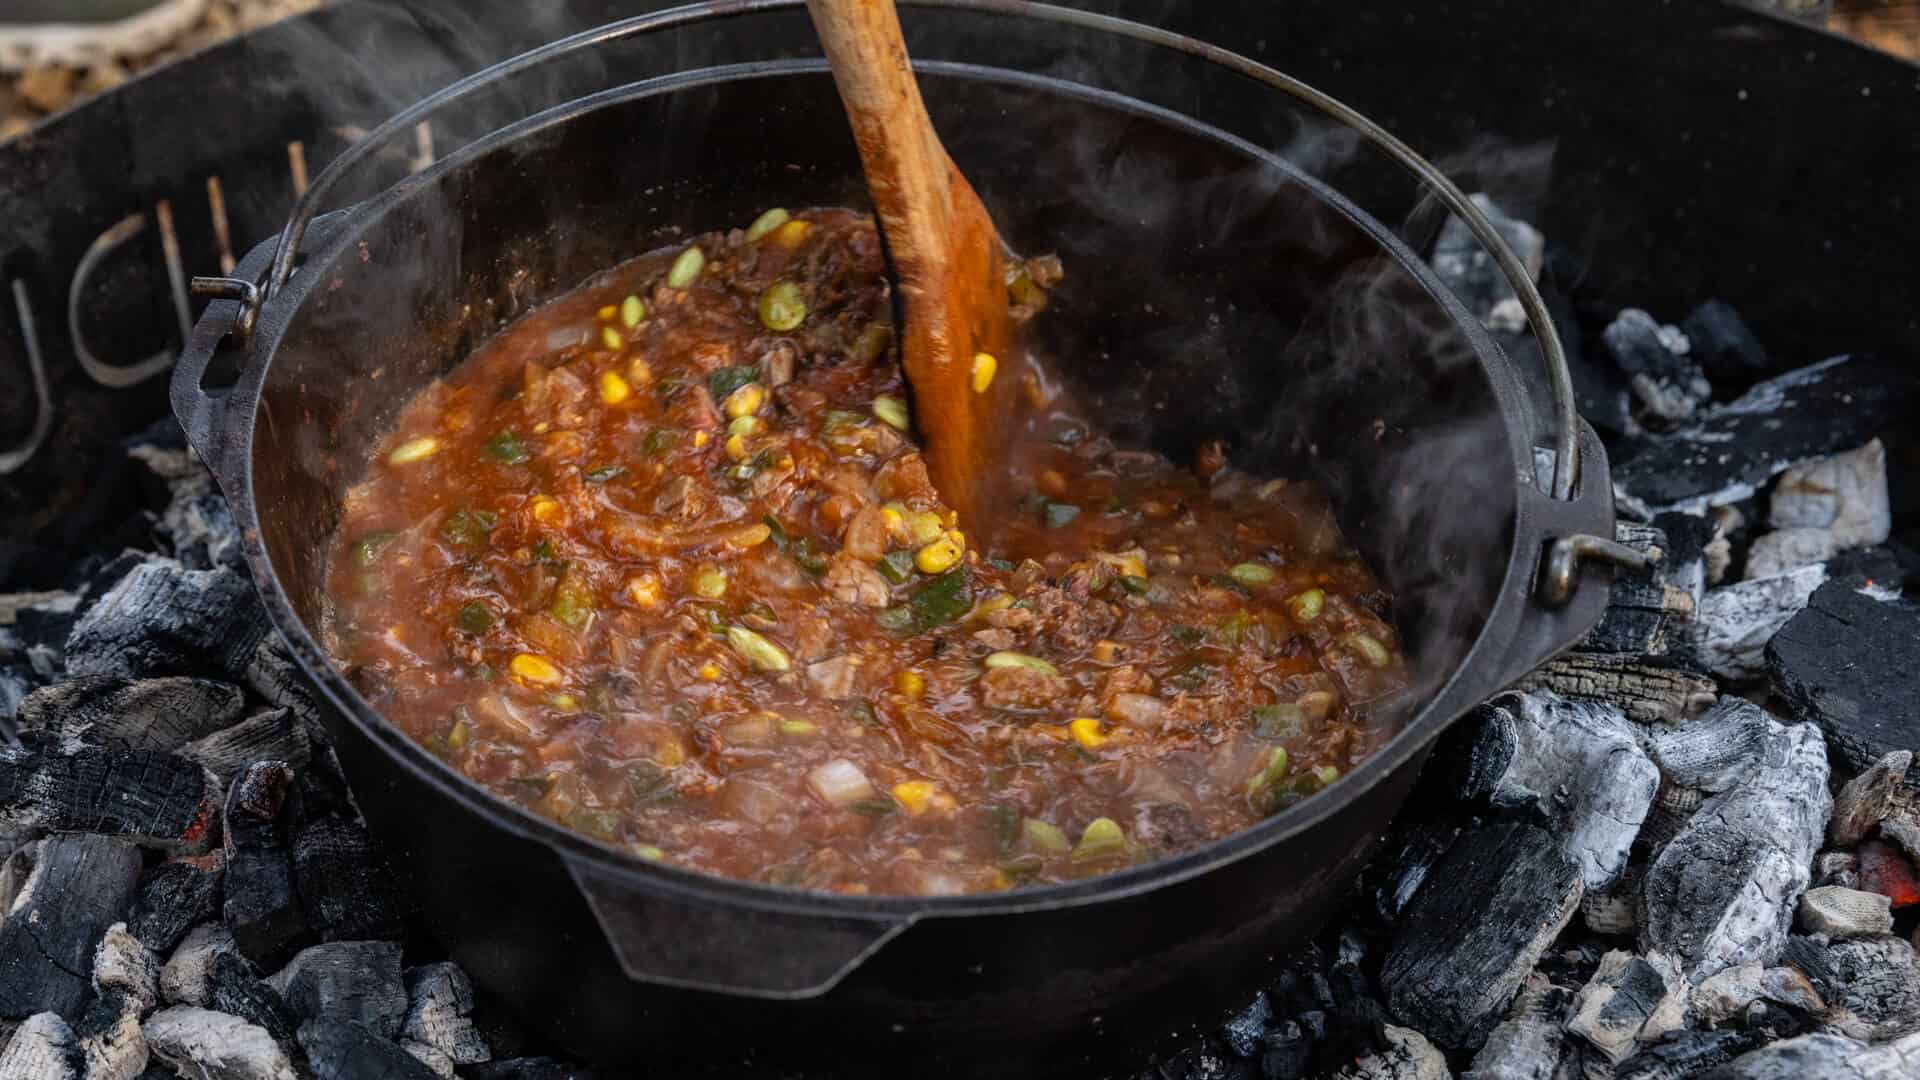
[808,758,877,807]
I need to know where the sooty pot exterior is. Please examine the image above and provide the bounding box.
[174,65,1613,1075]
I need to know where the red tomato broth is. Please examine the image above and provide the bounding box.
[322,208,1408,896]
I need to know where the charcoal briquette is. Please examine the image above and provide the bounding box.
[0,1012,79,1080]
[0,835,142,1020]
[73,986,145,1080]
[1563,950,1688,1065]
[1460,972,1573,1080]
[289,814,406,943]
[13,674,245,752]
[129,855,226,953]
[296,1019,439,1080]
[92,922,159,1013]
[1766,581,1920,781]
[159,924,237,1008]
[400,962,488,1068]
[268,940,406,1039]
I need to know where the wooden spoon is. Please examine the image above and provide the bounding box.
[806,0,1019,537]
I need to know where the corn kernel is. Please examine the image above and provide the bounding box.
[727,523,772,549]
[722,382,765,419]
[550,693,577,710]
[692,430,710,448]
[881,505,904,536]
[946,529,966,554]
[601,326,623,351]
[915,536,962,574]
[597,304,618,321]
[388,437,438,465]
[904,510,945,547]
[626,356,653,384]
[1069,718,1108,749]
[698,662,721,681]
[625,574,663,608]
[691,565,728,599]
[893,780,939,815]
[895,670,926,697]
[509,653,562,686]
[656,736,687,767]
[725,433,750,461]
[598,370,632,405]
[970,351,997,393]
[530,496,563,525]
[770,218,812,248]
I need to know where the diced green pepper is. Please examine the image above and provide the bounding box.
[454,602,493,634]
[483,430,532,465]
[628,762,675,805]
[707,365,760,402]
[876,550,917,584]
[1252,703,1303,740]
[440,508,497,547]
[351,531,398,567]
[643,428,681,457]
[907,569,972,632]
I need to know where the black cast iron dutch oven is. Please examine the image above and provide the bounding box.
[171,2,1638,1074]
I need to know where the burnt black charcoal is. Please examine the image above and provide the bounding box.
[1686,563,1832,683]
[297,1019,438,1080]
[1830,751,1910,846]
[1822,543,1914,591]
[129,856,225,953]
[0,743,220,852]
[1680,300,1773,385]
[1700,1033,1920,1079]
[0,1011,80,1079]
[1780,934,1920,1041]
[245,637,323,727]
[158,924,238,1008]
[1577,521,1698,656]
[0,835,142,1020]
[1512,653,1717,725]
[1563,950,1687,1064]
[1767,581,1920,782]
[290,815,406,943]
[401,962,489,1068]
[144,1005,298,1080]
[268,940,406,1039]
[73,987,145,1080]
[209,952,301,1046]
[1461,972,1573,1080]
[64,559,271,683]
[1381,822,1582,1050]
[93,923,159,1013]
[127,444,245,572]
[1603,309,1712,425]
[465,1058,600,1080]
[180,708,311,784]
[14,675,246,752]
[1642,698,1775,793]
[1611,354,1920,519]
[222,762,311,970]
[1642,719,1830,978]
[1222,994,1274,1058]
[1364,813,1471,926]
[1615,1029,1764,1080]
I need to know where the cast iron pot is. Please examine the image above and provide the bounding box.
[171,3,1627,1073]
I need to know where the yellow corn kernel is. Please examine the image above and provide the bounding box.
[550,693,578,710]
[692,429,710,448]
[725,433,750,461]
[915,536,961,574]
[722,382,765,419]
[892,780,939,815]
[946,529,966,555]
[895,670,926,698]
[530,496,563,525]
[970,351,997,393]
[509,653,562,686]
[698,662,721,681]
[626,355,653,385]
[903,510,945,547]
[880,505,904,537]
[727,523,772,549]
[691,565,728,599]
[770,218,812,248]
[601,326,623,351]
[388,437,438,465]
[1069,718,1108,749]
[1031,724,1069,741]
[597,304,618,321]
[625,574,663,608]
[533,422,551,435]
[598,370,632,405]
[656,736,687,767]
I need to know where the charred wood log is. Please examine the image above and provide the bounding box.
[1610,354,1918,520]
[1640,714,1830,978]
[1511,654,1715,726]
[1461,972,1572,1080]
[297,1019,439,1080]
[1701,1031,1920,1079]
[1780,934,1920,1041]
[1767,582,1920,783]
[73,985,146,1080]
[1615,1029,1766,1080]
[290,815,406,943]
[221,763,309,970]
[401,963,489,1069]
[13,675,245,751]
[179,708,311,785]
[1679,300,1772,386]
[143,1006,297,1080]
[1688,962,1825,1028]
[128,854,225,954]
[208,952,300,1048]
[92,922,157,1014]
[0,835,142,1021]
[268,940,407,1039]
[1641,698,1775,793]
[1685,564,1836,683]
[245,637,322,728]
[1381,821,1582,1050]
[64,559,271,684]
[1829,751,1911,846]
[0,743,219,852]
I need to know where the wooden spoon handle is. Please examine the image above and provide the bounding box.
[805,0,953,265]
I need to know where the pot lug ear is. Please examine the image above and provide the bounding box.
[563,854,917,999]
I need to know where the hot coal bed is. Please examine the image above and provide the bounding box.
[3,181,1920,1080]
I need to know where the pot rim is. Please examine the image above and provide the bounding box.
[227,58,1549,920]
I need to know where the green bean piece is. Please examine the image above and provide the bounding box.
[1168,625,1205,646]
[440,509,497,547]
[761,515,790,553]
[483,430,531,465]
[619,294,646,328]
[871,395,911,431]
[791,538,830,576]
[745,207,791,241]
[876,550,917,585]
[1246,746,1290,796]
[1070,818,1127,863]
[707,365,760,402]
[351,531,399,567]
[666,246,705,288]
[1228,562,1275,587]
[454,602,494,634]
[758,282,807,332]
[1207,573,1253,597]
[583,464,626,483]
[1041,501,1081,529]
[1022,818,1071,853]
[1251,703,1303,740]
